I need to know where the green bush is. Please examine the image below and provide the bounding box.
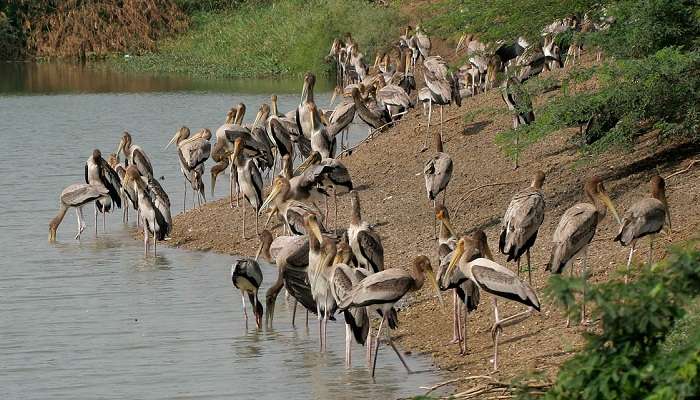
[117,0,404,78]
[498,48,700,157]
[542,244,700,399]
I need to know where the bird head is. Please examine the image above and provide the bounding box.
[293,151,322,175]
[435,205,456,237]
[165,126,189,150]
[585,176,621,225]
[413,255,445,312]
[116,131,131,157]
[651,176,671,232]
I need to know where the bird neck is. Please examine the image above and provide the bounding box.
[260,243,272,263]
[49,204,69,232]
[350,195,362,226]
[271,99,279,117]
[586,188,606,222]
[411,270,425,292]
[438,220,451,242]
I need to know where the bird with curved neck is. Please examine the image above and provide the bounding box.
[122,166,168,256]
[347,87,390,132]
[84,148,122,235]
[307,103,334,159]
[49,183,109,242]
[297,72,324,140]
[446,236,539,370]
[615,175,671,282]
[259,176,324,236]
[212,105,243,206]
[347,190,384,273]
[499,170,546,283]
[166,126,211,210]
[338,255,443,378]
[424,129,453,237]
[231,258,264,330]
[547,176,620,325]
[116,131,153,179]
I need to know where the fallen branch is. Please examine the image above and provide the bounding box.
[336,113,406,158]
[453,180,527,215]
[665,159,699,180]
[421,375,495,395]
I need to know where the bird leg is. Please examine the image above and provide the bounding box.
[492,298,501,371]
[334,190,338,233]
[386,324,411,373]
[291,298,297,328]
[153,229,157,257]
[345,323,352,367]
[94,203,98,236]
[75,208,83,240]
[433,199,437,239]
[625,241,636,284]
[439,105,444,144]
[462,302,468,355]
[255,213,259,236]
[241,293,249,330]
[565,259,575,327]
[366,326,373,368]
[103,209,106,233]
[517,258,521,277]
[143,226,148,256]
[648,235,654,266]
[526,249,532,284]
[371,314,386,379]
[581,248,588,324]
[183,177,187,212]
[451,290,459,343]
[514,129,520,170]
[421,99,432,152]
[242,201,247,239]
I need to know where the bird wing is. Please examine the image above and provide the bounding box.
[616,198,666,245]
[467,258,540,310]
[339,269,413,310]
[61,183,108,206]
[283,258,318,316]
[377,85,411,109]
[187,139,211,169]
[249,159,264,210]
[330,263,356,304]
[327,102,356,138]
[548,203,597,273]
[132,148,153,178]
[501,189,544,257]
[357,229,384,273]
[424,153,452,200]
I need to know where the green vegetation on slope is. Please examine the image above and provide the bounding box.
[116,0,404,78]
[538,244,700,399]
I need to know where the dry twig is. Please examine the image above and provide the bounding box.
[665,159,699,180]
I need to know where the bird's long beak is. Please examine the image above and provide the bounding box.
[598,190,621,226]
[254,242,263,261]
[165,131,179,150]
[252,110,262,129]
[300,81,308,104]
[294,155,315,175]
[264,207,278,228]
[210,171,218,197]
[319,111,329,126]
[446,240,465,280]
[330,90,338,107]
[259,183,281,214]
[233,139,242,160]
[456,32,466,54]
[116,139,124,157]
[426,268,445,313]
[442,219,457,238]
[309,218,323,243]
[48,227,56,242]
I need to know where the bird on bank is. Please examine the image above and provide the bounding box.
[84,149,122,235]
[294,151,353,229]
[547,176,620,324]
[256,230,316,328]
[231,258,264,329]
[165,126,211,210]
[297,72,324,141]
[424,129,453,237]
[122,166,169,256]
[499,171,546,283]
[338,255,443,378]
[232,137,263,238]
[116,131,153,178]
[409,25,431,68]
[259,176,325,236]
[419,55,461,151]
[347,191,384,273]
[501,78,534,169]
[108,153,137,224]
[307,103,335,159]
[211,107,239,204]
[614,176,671,282]
[348,87,391,133]
[445,237,540,370]
[438,228,488,355]
[48,183,109,241]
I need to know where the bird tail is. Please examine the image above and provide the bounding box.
[546,246,565,274]
[344,309,369,345]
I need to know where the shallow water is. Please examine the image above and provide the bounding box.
[0,64,442,399]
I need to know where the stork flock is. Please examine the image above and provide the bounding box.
[48,15,672,381]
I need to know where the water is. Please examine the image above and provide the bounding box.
[0,63,442,400]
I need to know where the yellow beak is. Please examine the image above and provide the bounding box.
[426,269,445,313]
[165,131,179,150]
[309,218,323,243]
[294,155,314,175]
[259,183,281,214]
[446,240,465,281]
[599,191,621,226]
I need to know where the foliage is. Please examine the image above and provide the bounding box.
[497,48,700,158]
[173,0,248,14]
[587,0,700,59]
[0,0,188,59]
[116,0,404,78]
[540,244,700,400]
[424,0,599,43]
[0,11,22,59]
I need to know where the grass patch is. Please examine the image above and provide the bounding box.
[115,0,404,78]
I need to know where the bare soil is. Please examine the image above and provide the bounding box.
[167,52,700,394]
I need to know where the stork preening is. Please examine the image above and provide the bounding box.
[614,176,671,282]
[547,176,620,324]
[48,183,109,241]
[122,166,169,256]
[499,171,546,283]
[347,191,384,273]
[165,126,211,211]
[107,153,137,224]
[231,258,264,329]
[446,237,540,370]
[84,149,122,235]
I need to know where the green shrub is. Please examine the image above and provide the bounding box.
[542,244,700,399]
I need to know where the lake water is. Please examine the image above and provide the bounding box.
[0,63,442,399]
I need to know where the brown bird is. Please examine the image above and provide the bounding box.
[547,176,620,324]
[614,176,671,282]
[499,171,546,283]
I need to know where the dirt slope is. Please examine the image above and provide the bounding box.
[168,52,700,392]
